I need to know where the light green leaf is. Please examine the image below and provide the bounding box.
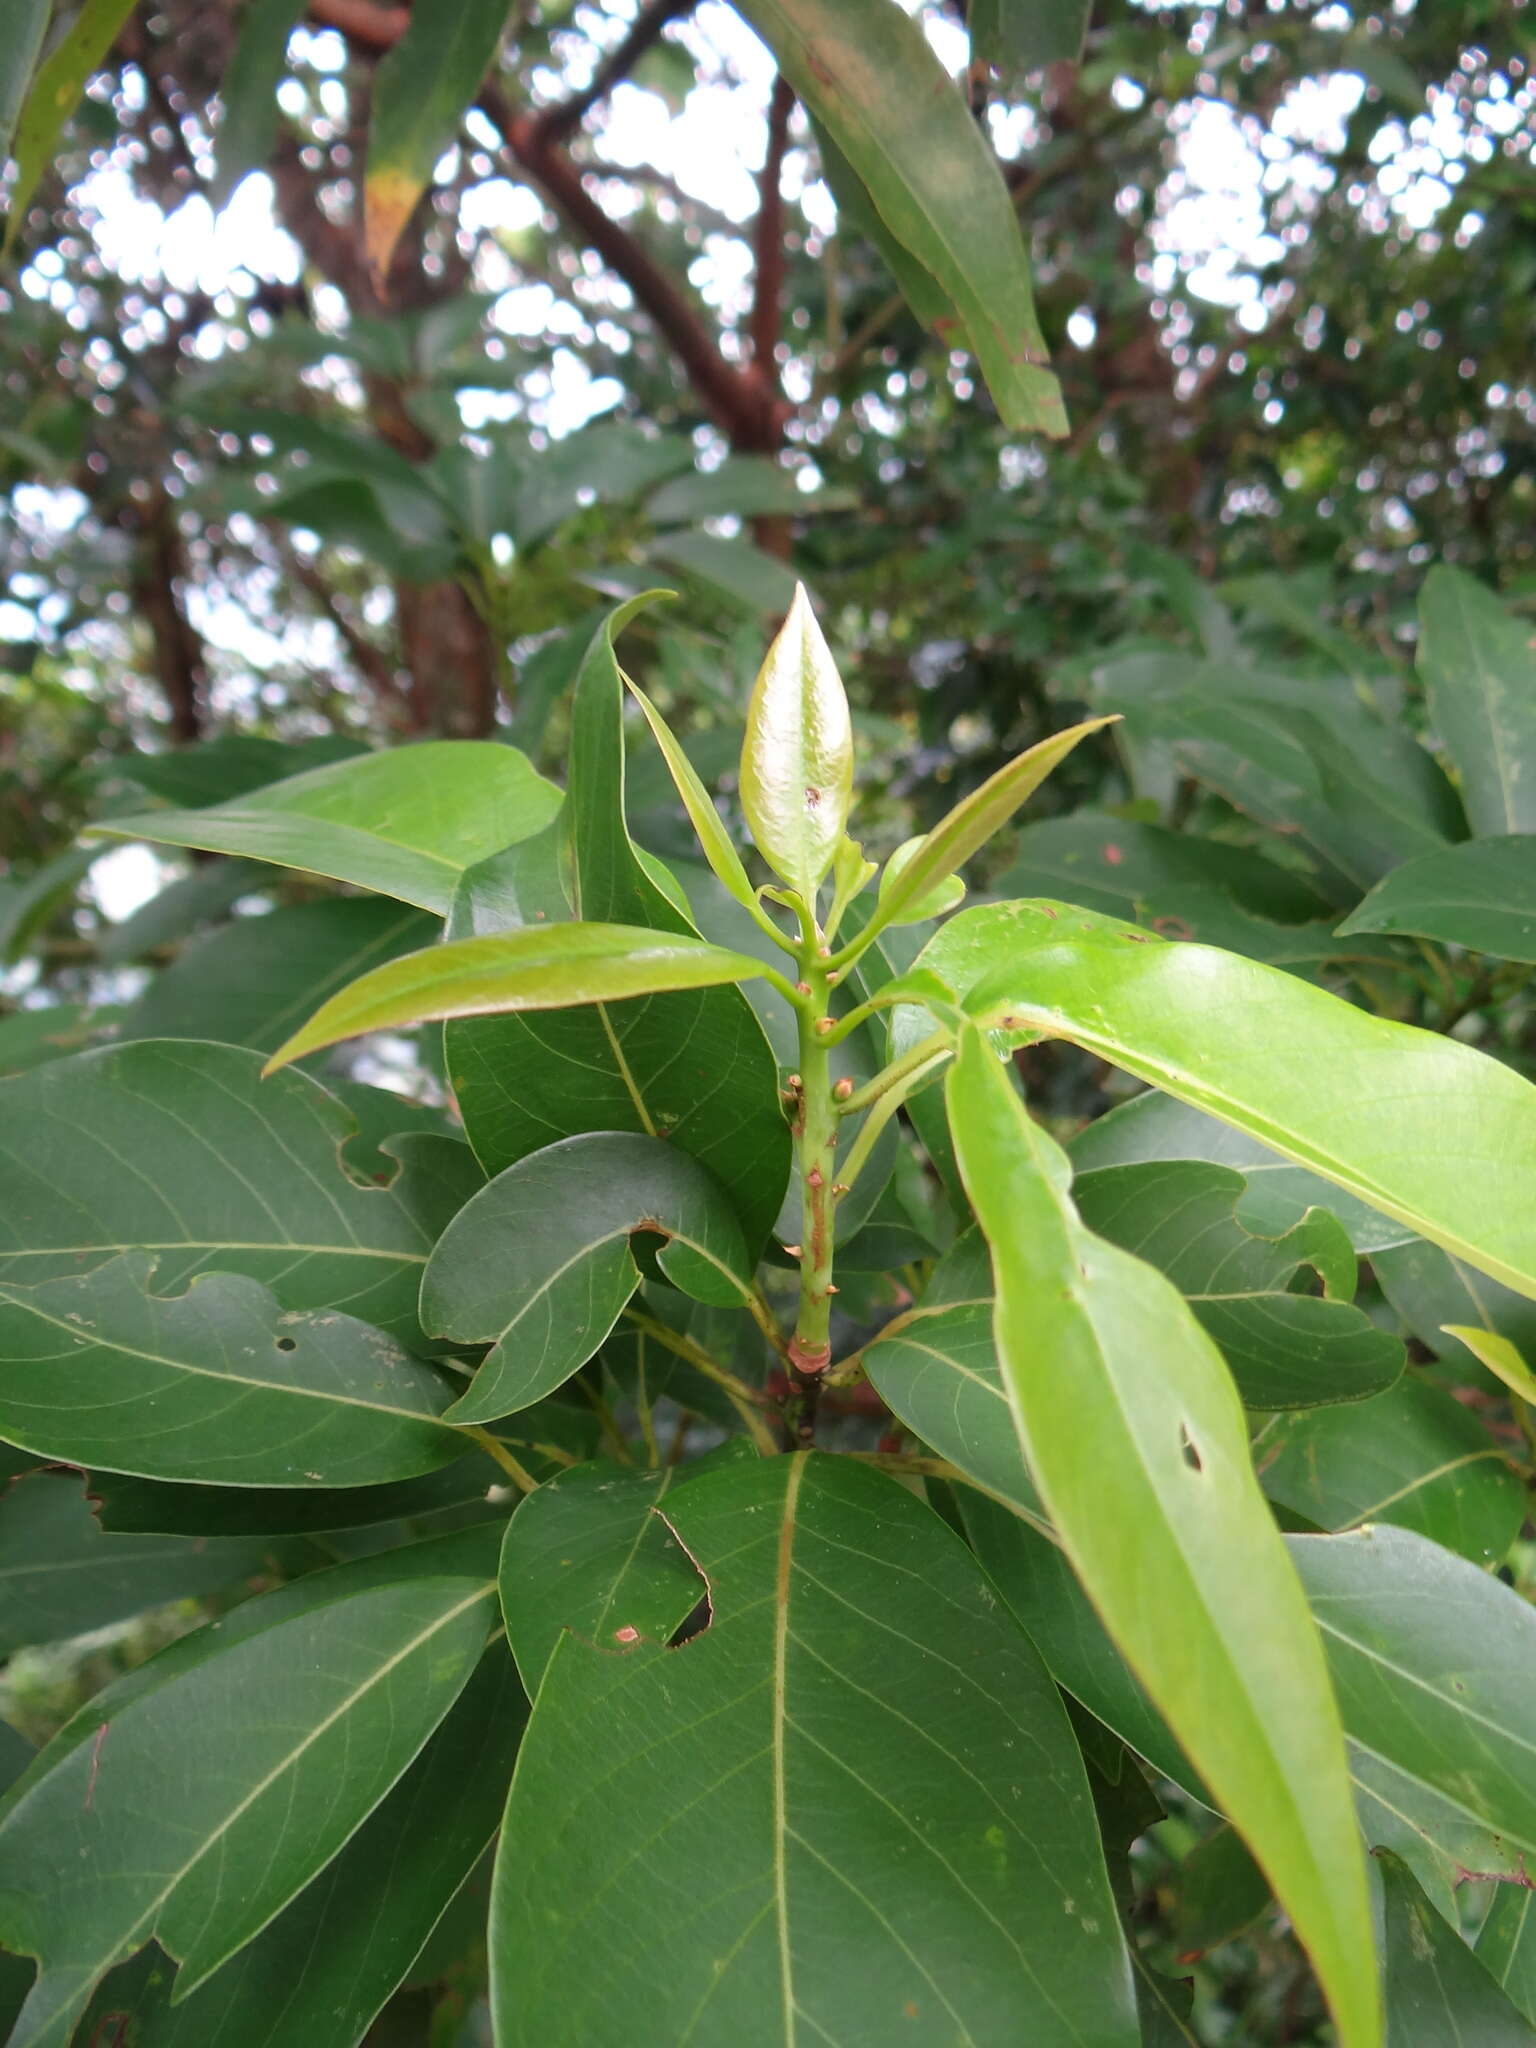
[0,1255,464,1486]
[491,1452,1138,2045]
[875,835,966,924]
[924,897,1536,1301]
[0,1040,482,1349]
[0,1572,495,2047]
[3,0,138,252]
[1256,1376,1523,1566]
[0,1470,274,1658]
[1377,1852,1536,2045]
[622,673,758,912]
[739,582,854,897]
[210,0,307,205]
[265,920,769,1071]
[423,1133,753,1424]
[0,0,50,167]
[732,0,1064,434]
[946,1028,1379,2048]
[363,0,513,287]
[1339,837,1536,963]
[1443,1325,1536,1403]
[1419,565,1536,836]
[94,741,562,914]
[860,720,1113,945]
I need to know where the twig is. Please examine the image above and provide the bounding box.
[461,1425,540,1493]
[531,0,697,150]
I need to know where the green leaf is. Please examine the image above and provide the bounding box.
[875,835,966,924]
[1168,1825,1273,1957]
[120,897,438,1055]
[995,812,1335,924]
[945,1028,1379,2048]
[1372,1238,1536,1378]
[210,0,307,205]
[447,610,790,1252]
[266,920,769,1071]
[1419,566,1536,836]
[95,741,562,914]
[114,1641,526,2048]
[422,1133,753,1424]
[88,1452,509,1539]
[0,1002,117,1077]
[1072,1160,1403,1410]
[622,673,758,913]
[3,0,138,252]
[1256,1376,1524,1566]
[497,1458,712,1693]
[732,0,1064,434]
[363,0,514,288]
[0,1571,495,2046]
[0,1256,464,1485]
[1445,1325,1536,1403]
[1289,1525,1536,1865]
[0,0,50,167]
[115,734,367,809]
[971,0,1091,82]
[98,857,273,966]
[0,1040,482,1348]
[861,719,1113,945]
[739,583,854,898]
[0,1470,274,1657]
[1477,1887,1536,2026]
[491,1451,1138,2045]
[865,1301,1042,1519]
[927,898,1536,1301]
[1377,1851,1536,2045]
[1069,1088,1413,1254]
[646,455,851,525]
[1339,837,1536,962]
[648,529,801,613]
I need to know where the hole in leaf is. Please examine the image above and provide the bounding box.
[275,1336,298,1352]
[1180,1425,1204,1474]
[667,1593,712,1649]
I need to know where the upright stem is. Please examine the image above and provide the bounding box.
[789,958,837,1388]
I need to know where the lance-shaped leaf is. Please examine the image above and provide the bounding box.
[916,897,1536,1301]
[0,1256,464,1486]
[971,0,1092,81]
[112,1641,526,2048]
[491,1452,1138,2046]
[3,0,138,251]
[1377,1853,1535,2044]
[0,1471,275,1658]
[733,0,1064,434]
[264,921,769,1071]
[210,0,307,204]
[622,671,759,913]
[1339,836,1536,963]
[1419,565,1536,836]
[859,718,1114,946]
[1478,1885,1536,2025]
[1071,1160,1403,1410]
[94,741,561,914]
[447,606,790,1251]
[1255,1376,1524,1567]
[0,1040,482,1347]
[739,583,854,898]
[424,1133,753,1424]
[0,0,50,167]
[946,1029,1379,2048]
[1288,1527,1536,1869]
[0,1572,495,2048]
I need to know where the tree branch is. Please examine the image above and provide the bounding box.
[749,75,794,382]
[130,489,207,743]
[531,0,697,151]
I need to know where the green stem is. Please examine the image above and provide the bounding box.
[789,962,838,1383]
[461,1425,540,1493]
[622,1307,780,1457]
[833,1049,949,1199]
[836,1028,953,1119]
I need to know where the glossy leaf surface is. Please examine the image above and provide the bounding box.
[97,741,561,914]
[0,1573,495,2047]
[1419,565,1536,836]
[622,674,758,910]
[733,0,1064,433]
[1339,837,1536,962]
[0,1257,463,1485]
[946,1029,1378,2048]
[923,898,1536,1300]
[492,1452,1137,2046]
[739,583,854,897]
[0,1040,481,1347]
[423,1133,753,1424]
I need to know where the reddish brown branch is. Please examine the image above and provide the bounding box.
[530,0,697,150]
[750,76,794,383]
[130,491,207,743]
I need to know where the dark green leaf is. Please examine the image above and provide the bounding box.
[1372,1238,1536,1378]
[88,1453,505,1538]
[422,1132,753,1424]
[210,0,307,204]
[120,897,438,1055]
[1477,1886,1536,2025]
[1256,1376,1523,1566]
[1377,1851,1535,2045]
[491,1452,1138,2045]
[971,0,1091,81]
[0,1570,495,2046]
[3,0,138,251]
[732,0,1065,434]
[0,0,49,166]
[0,1256,464,1485]
[649,530,801,613]
[114,735,366,809]
[0,1003,117,1077]
[1340,838,1536,962]
[97,741,562,913]
[1419,566,1536,836]
[993,812,1335,925]
[0,1470,274,1656]
[0,1040,483,1348]
[1168,1825,1273,1957]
